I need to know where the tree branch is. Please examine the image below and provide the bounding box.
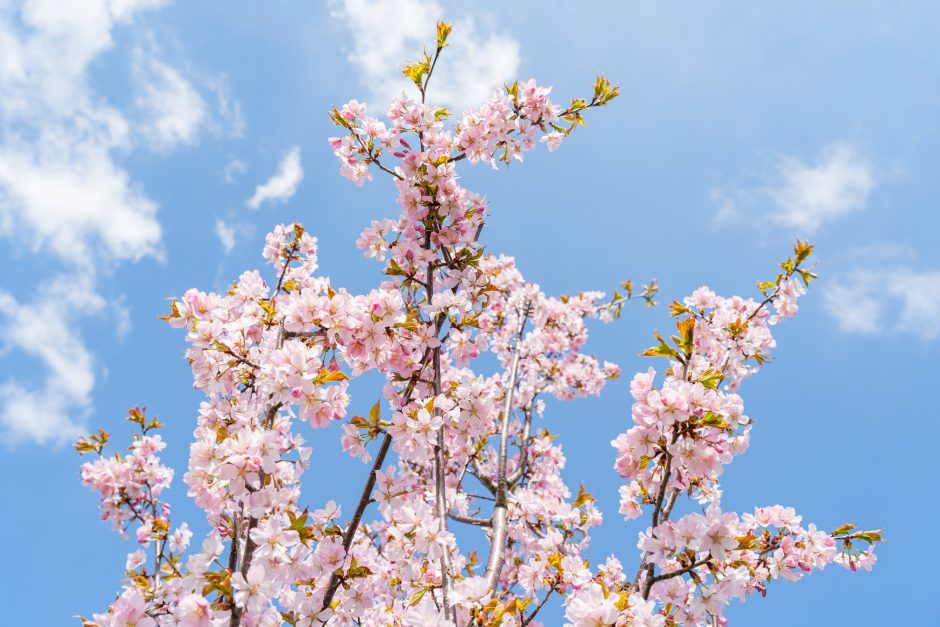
[507,403,535,488]
[448,511,492,527]
[650,554,713,586]
[318,355,432,613]
[522,586,555,626]
[482,303,530,595]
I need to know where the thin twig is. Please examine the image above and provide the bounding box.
[448,512,492,527]
[649,554,713,586]
[522,587,555,626]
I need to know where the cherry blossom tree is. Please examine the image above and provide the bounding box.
[76,22,882,627]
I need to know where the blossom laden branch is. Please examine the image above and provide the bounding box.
[76,21,880,627]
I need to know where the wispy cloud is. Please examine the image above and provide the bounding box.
[134,49,208,152]
[215,219,236,253]
[247,146,303,209]
[207,73,245,139]
[224,157,246,184]
[213,218,253,256]
[822,245,940,341]
[824,267,940,340]
[713,142,876,235]
[329,0,520,113]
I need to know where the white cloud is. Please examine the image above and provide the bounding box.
[823,267,940,340]
[0,275,102,447]
[247,146,303,209]
[713,142,876,235]
[329,0,520,113]
[134,51,208,152]
[0,2,166,266]
[0,133,163,264]
[0,0,175,445]
[215,219,236,253]
[770,144,875,233]
[822,272,884,335]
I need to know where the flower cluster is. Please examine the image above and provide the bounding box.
[562,242,882,626]
[77,23,879,627]
[78,411,174,541]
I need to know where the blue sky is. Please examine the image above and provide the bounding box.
[0,1,935,624]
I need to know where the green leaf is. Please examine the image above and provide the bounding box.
[289,509,309,531]
[698,369,725,390]
[641,331,679,359]
[669,301,689,317]
[349,415,371,429]
[386,258,406,277]
[346,558,373,579]
[799,269,818,286]
[856,531,884,543]
[756,281,776,296]
[700,412,728,429]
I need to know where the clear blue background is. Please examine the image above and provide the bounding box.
[1,2,934,625]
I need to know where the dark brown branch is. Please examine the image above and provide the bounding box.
[469,458,496,494]
[522,587,555,626]
[650,554,713,585]
[274,236,301,297]
[651,450,673,528]
[318,348,435,612]
[634,437,676,594]
[227,516,239,574]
